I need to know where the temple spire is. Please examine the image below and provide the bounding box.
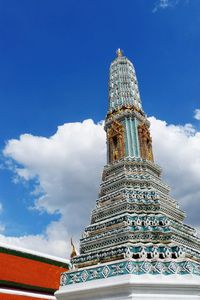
[58,50,200,294]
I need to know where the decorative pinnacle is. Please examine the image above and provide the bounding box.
[70,237,78,258]
[116,48,123,57]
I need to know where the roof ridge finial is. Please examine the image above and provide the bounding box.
[116,48,123,57]
[70,237,78,258]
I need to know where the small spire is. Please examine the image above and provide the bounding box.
[116,48,123,57]
[70,238,78,258]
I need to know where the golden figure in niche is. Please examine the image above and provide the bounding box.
[138,123,154,162]
[107,121,125,163]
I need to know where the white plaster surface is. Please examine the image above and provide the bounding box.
[55,274,200,300]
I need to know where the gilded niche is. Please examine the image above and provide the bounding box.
[107,121,125,163]
[138,123,154,162]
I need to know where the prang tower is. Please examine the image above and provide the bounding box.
[56,50,200,300]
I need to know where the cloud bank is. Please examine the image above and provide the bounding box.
[1,120,106,257]
[1,116,200,257]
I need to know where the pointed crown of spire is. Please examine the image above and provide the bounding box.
[108,49,142,112]
[116,48,123,57]
[70,238,78,258]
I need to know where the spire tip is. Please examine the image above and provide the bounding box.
[116,48,123,57]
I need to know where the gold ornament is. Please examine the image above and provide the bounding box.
[138,123,154,162]
[116,48,123,57]
[107,120,125,163]
[70,238,78,258]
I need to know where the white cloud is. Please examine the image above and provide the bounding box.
[1,119,106,257]
[3,119,106,215]
[152,0,179,13]
[0,220,69,257]
[1,116,200,257]
[194,109,200,121]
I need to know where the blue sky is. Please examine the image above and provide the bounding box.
[0,0,200,256]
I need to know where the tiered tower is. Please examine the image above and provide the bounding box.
[56,50,200,300]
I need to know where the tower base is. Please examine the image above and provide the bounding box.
[55,274,200,300]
